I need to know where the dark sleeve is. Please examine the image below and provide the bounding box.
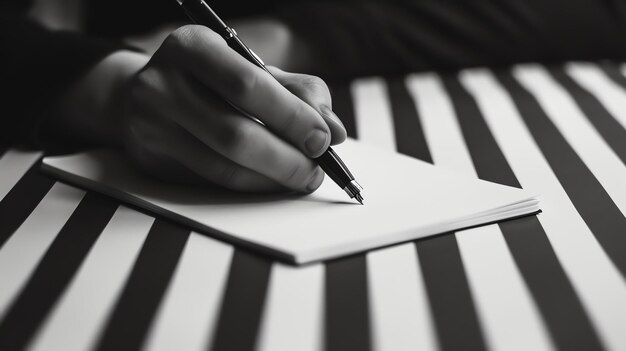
[0,12,126,149]
[274,0,626,80]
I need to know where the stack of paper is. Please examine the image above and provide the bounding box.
[42,139,540,264]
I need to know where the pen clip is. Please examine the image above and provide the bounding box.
[226,27,265,65]
[247,46,266,66]
[225,29,272,77]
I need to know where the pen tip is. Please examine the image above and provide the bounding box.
[355,193,364,205]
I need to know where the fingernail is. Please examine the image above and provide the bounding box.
[321,105,345,129]
[304,129,329,157]
[306,168,324,192]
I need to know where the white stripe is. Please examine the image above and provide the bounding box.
[256,264,324,351]
[354,79,437,351]
[143,233,234,351]
[0,150,42,201]
[456,226,553,351]
[351,77,396,150]
[461,68,626,350]
[367,244,438,351]
[514,65,626,216]
[29,207,153,351]
[566,62,626,131]
[0,183,83,319]
[405,73,475,177]
[410,73,554,351]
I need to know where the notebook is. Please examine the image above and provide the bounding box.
[42,139,540,264]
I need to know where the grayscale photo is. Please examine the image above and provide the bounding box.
[1,0,626,350]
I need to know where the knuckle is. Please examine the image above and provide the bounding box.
[225,70,259,100]
[283,162,304,186]
[281,160,311,188]
[126,70,166,113]
[297,75,330,100]
[277,102,303,135]
[221,122,254,160]
[301,75,328,91]
[195,25,223,44]
[282,74,331,110]
[166,25,221,51]
[166,25,195,50]
[134,68,160,93]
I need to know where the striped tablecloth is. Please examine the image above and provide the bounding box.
[1,62,626,351]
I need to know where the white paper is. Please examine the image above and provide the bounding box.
[42,139,539,264]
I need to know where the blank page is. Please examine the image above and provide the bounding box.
[43,139,539,264]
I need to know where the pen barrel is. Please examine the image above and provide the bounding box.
[315,147,354,189]
[180,0,227,35]
[181,1,272,76]
[226,35,274,76]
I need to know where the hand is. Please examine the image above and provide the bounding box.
[121,25,347,193]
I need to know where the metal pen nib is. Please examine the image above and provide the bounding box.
[355,193,364,205]
[343,180,364,205]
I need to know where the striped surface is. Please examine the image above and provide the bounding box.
[1,62,626,350]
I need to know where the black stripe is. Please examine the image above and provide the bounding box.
[441,76,520,187]
[415,234,487,351]
[325,254,371,351]
[599,62,626,92]
[549,67,626,165]
[386,77,433,163]
[0,163,54,249]
[387,76,485,350]
[497,71,626,280]
[96,219,190,351]
[499,218,604,350]
[324,84,370,351]
[442,75,603,350]
[330,84,358,138]
[211,250,272,351]
[0,192,117,350]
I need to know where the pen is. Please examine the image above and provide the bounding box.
[174,0,364,204]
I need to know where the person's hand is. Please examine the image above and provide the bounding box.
[121,25,347,193]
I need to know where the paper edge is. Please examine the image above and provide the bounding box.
[42,152,541,266]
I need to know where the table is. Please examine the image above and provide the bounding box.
[1,62,625,351]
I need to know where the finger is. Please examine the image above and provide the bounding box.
[137,121,290,193]
[137,71,325,192]
[124,75,286,192]
[269,66,347,145]
[162,25,332,158]
[127,143,208,185]
[172,77,325,192]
